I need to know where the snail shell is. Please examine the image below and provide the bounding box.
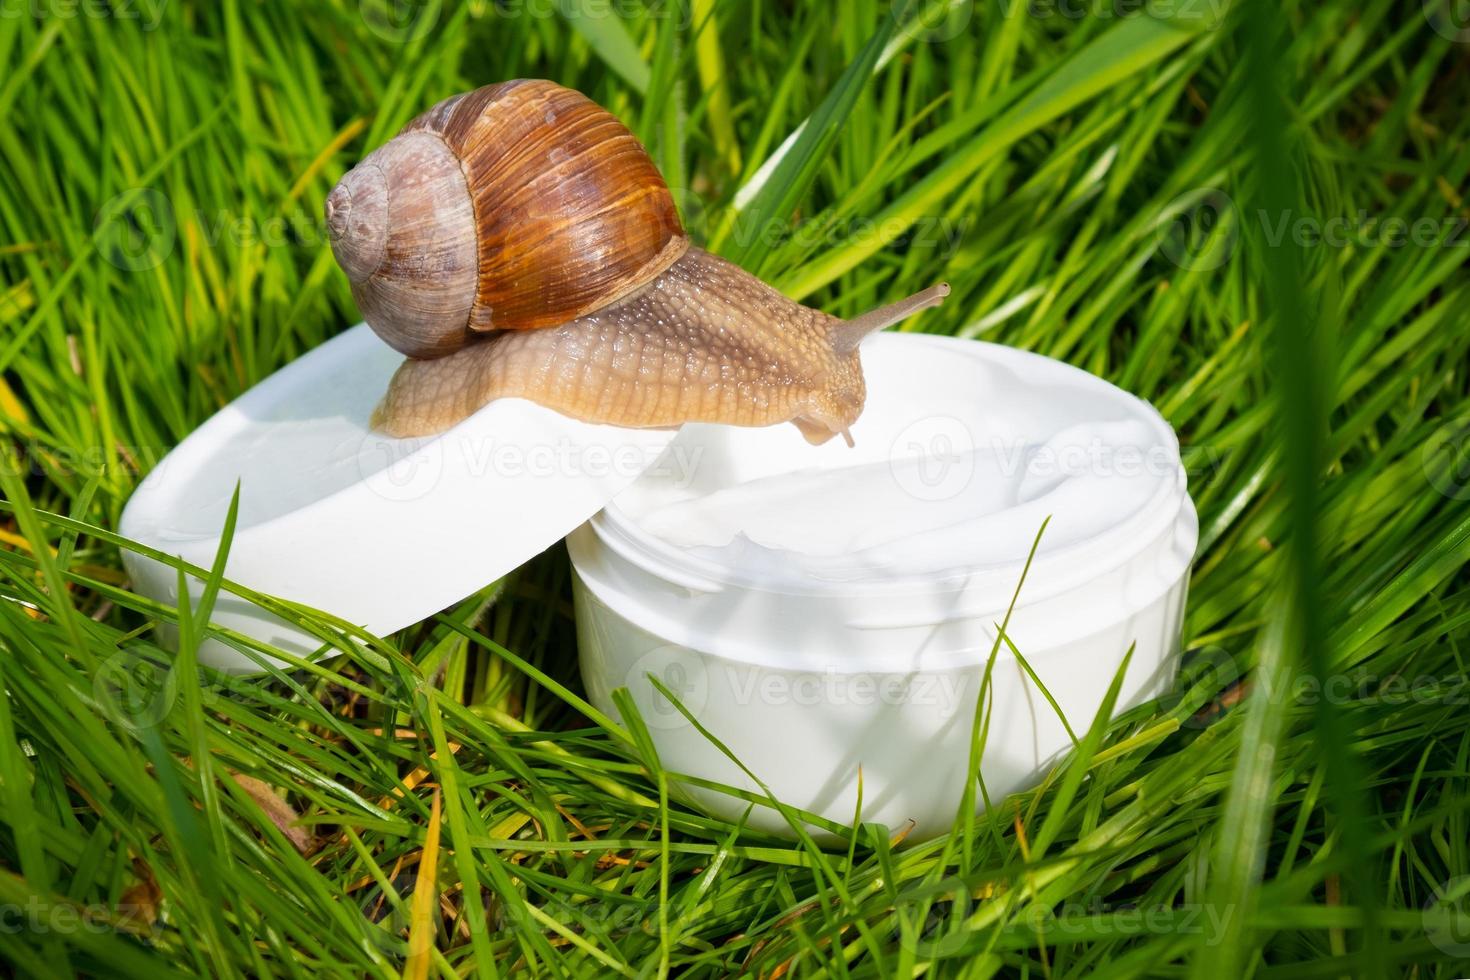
[325,80,948,445]
[326,79,686,357]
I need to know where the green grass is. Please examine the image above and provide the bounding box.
[2,0,1470,975]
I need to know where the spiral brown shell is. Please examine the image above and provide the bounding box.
[409,80,688,331]
[325,79,687,358]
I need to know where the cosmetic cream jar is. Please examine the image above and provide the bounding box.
[120,326,1195,840]
[568,334,1197,840]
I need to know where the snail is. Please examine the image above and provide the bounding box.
[325,79,948,446]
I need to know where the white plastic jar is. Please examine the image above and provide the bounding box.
[569,333,1197,840]
[121,326,1195,841]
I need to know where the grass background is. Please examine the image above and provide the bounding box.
[2,0,1470,975]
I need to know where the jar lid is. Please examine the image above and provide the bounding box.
[119,323,677,671]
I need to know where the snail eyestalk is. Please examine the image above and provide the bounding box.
[830,282,951,354]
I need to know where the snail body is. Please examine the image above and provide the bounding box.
[326,80,947,445]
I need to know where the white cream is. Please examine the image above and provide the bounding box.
[608,347,1177,586]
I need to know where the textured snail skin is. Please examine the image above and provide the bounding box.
[374,248,900,445]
